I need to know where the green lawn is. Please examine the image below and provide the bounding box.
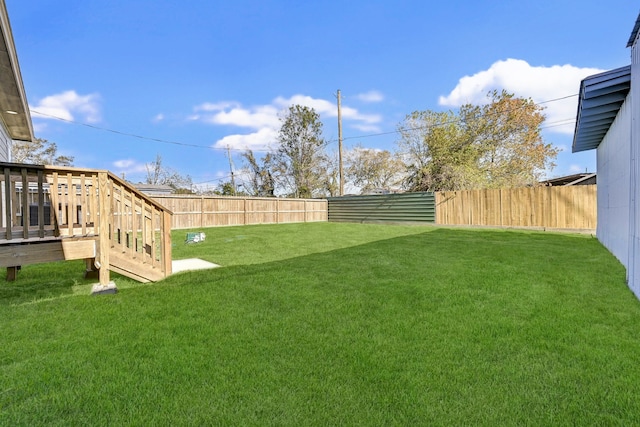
[1,223,640,425]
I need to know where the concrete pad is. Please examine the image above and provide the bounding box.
[172,258,220,274]
[91,281,118,295]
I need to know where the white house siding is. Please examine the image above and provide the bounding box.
[596,96,631,268]
[629,35,640,297]
[0,121,10,162]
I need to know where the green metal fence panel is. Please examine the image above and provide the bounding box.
[327,192,435,224]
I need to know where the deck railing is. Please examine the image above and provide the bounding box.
[0,163,172,284]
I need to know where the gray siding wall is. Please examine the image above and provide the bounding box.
[0,122,11,162]
[596,95,631,270]
[328,192,435,224]
[629,34,640,298]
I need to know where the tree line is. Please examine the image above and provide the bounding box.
[229,90,558,197]
[12,90,559,197]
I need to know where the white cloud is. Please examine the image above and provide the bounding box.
[213,127,278,151]
[195,101,241,112]
[112,159,147,175]
[351,123,383,133]
[152,113,165,123]
[568,164,584,174]
[354,90,384,103]
[30,90,101,123]
[216,106,279,129]
[192,102,279,129]
[352,146,383,153]
[274,95,336,116]
[438,59,605,134]
[274,95,382,125]
[113,159,137,169]
[192,94,383,150]
[32,122,48,133]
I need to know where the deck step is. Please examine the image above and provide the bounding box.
[109,250,166,283]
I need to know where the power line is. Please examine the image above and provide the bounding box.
[537,93,578,104]
[30,91,581,154]
[193,173,234,185]
[327,93,580,145]
[540,119,576,130]
[29,109,269,152]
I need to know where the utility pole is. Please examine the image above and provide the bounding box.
[337,89,344,196]
[226,145,237,196]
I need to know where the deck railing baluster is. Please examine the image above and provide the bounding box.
[37,170,45,238]
[21,169,28,239]
[4,168,11,240]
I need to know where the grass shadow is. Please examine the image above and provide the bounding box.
[0,260,96,306]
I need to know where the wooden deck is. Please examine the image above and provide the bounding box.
[0,163,172,284]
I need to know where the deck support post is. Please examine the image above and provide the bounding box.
[84,258,99,279]
[91,171,117,294]
[6,266,18,281]
[98,172,110,285]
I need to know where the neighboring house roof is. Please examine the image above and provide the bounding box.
[540,173,596,186]
[0,0,33,142]
[572,65,631,153]
[133,183,174,196]
[361,187,392,195]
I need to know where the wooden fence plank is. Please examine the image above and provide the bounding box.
[152,195,328,229]
[434,185,596,229]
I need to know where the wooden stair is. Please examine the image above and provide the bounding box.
[0,163,172,285]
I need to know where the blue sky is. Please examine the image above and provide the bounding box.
[6,1,638,190]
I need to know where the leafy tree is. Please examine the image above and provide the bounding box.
[346,145,405,194]
[241,150,275,197]
[460,90,559,188]
[145,154,193,193]
[11,138,74,166]
[215,181,236,196]
[318,149,340,197]
[172,187,196,195]
[274,105,327,198]
[396,91,558,191]
[397,110,471,191]
[209,181,249,196]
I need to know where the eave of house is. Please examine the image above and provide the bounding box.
[627,13,640,47]
[0,0,33,142]
[572,65,631,153]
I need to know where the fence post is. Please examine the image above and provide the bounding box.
[244,198,248,225]
[200,196,204,228]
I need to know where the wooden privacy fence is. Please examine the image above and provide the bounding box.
[151,195,328,229]
[435,185,597,230]
[151,185,596,231]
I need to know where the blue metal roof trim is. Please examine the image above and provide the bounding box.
[627,12,640,47]
[572,65,631,153]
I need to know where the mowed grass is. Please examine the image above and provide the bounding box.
[1,222,640,425]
